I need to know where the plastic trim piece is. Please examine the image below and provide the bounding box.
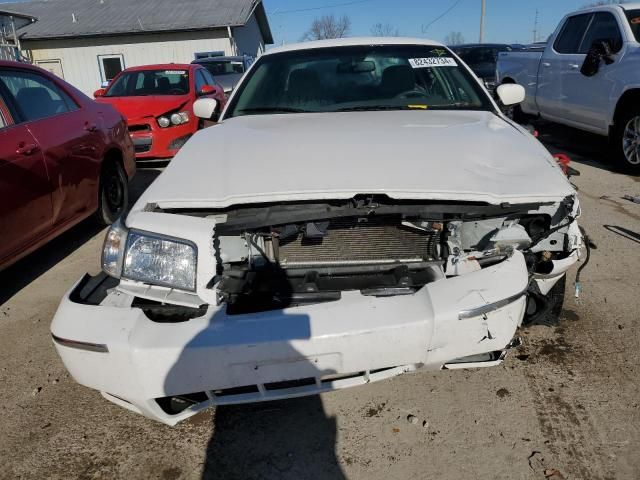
[458,288,528,320]
[51,334,109,353]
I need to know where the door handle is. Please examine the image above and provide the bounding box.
[16,143,39,155]
[84,122,98,132]
[568,63,580,70]
[542,62,551,67]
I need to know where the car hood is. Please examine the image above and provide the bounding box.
[96,95,190,120]
[138,110,574,210]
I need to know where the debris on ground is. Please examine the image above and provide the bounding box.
[544,468,566,480]
[622,194,640,204]
[407,414,419,425]
[31,387,42,396]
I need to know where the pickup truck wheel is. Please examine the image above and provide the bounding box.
[613,109,640,174]
[95,160,128,225]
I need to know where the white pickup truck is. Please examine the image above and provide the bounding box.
[497,3,640,173]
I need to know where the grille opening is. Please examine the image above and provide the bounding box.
[128,124,151,133]
[212,385,260,397]
[156,392,209,415]
[264,377,316,390]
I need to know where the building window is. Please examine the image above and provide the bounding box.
[98,54,124,84]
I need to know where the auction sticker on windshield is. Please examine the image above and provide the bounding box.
[409,57,457,68]
[164,70,187,75]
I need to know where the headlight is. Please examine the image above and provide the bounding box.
[157,116,170,128]
[101,221,197,291]
[102,218,127,278]
[123,231,197,291]
[171,111,189,125]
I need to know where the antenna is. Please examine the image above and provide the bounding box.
[533,9,539,43]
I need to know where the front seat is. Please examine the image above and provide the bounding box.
[380,65,416,98]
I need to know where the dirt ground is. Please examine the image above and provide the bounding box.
[1,124,639,480]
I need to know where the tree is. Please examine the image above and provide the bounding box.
[301,15,351,41]
[371,22,400,37]
[444,31,465,46]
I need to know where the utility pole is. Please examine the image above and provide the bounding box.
[479,0,486,43]
[533,9,539,43]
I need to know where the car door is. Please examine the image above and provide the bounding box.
[536,13,593,122]
[0,86,53,265]
[0,68,102,227]
[555,11,624,132]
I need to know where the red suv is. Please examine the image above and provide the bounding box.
[0,61,135,272]
[94,64,227,161]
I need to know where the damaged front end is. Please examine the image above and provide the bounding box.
[184,194,582,324]
[51,194,584,424]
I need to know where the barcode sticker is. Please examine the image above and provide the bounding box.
[408,57,457,68]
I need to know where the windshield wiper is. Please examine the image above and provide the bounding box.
[237,107,312,114]
[337,105,413,112]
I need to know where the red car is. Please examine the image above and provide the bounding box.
[0,61,135,272]
[93,64,227,161]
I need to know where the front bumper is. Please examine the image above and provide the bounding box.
[129,120,194,161]
[51,252,529,425]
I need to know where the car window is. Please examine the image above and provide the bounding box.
[201,60,245,76]
[201,69,217,87]
[579,12,623,53]
[0,69,77,122]
[225,45,492,119]
[554,14,592,54]
[195,70,208,92]
[105,69,190,97]
[626,9,640,42]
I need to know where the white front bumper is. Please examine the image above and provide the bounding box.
[51,252,529,425]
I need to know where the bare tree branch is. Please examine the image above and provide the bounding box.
[370,22,400,37]
[444,31,465,46]
[301,14,352,41]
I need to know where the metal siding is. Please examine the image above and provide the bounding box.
[27,30,233,95]
[233,14,265,57]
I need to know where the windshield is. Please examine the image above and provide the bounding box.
[105,69,190,97]
[201,60,245,76]
[225,45,492,119]
[627,9,640,42]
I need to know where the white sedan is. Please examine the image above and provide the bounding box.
[51,38,584,425]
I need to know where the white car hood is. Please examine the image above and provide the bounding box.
[141,110,574,209]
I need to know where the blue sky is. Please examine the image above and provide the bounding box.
[264,0,608,45]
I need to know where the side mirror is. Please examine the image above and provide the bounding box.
[496,83,525,106]
[193,98,219,120]
[93,88,106,98]
[581,40,615,77]
[198,84,217,96]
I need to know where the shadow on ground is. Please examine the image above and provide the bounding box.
[0,167,161,305]
[201,397,345,480]
[532,120,615,172]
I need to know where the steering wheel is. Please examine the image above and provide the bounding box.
[395,88,427,99]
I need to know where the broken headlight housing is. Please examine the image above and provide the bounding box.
[101,219,198,291]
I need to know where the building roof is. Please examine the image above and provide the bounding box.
[0,0,272,43]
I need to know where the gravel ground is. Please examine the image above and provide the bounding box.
[0,125,638,480]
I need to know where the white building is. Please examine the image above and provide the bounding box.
[1,0,272,95]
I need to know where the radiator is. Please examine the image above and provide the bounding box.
[277,215,439,267]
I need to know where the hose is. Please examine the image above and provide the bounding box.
[574,226,591,299]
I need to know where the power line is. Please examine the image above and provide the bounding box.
[270,0,374,15]
[421,0,465,32]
